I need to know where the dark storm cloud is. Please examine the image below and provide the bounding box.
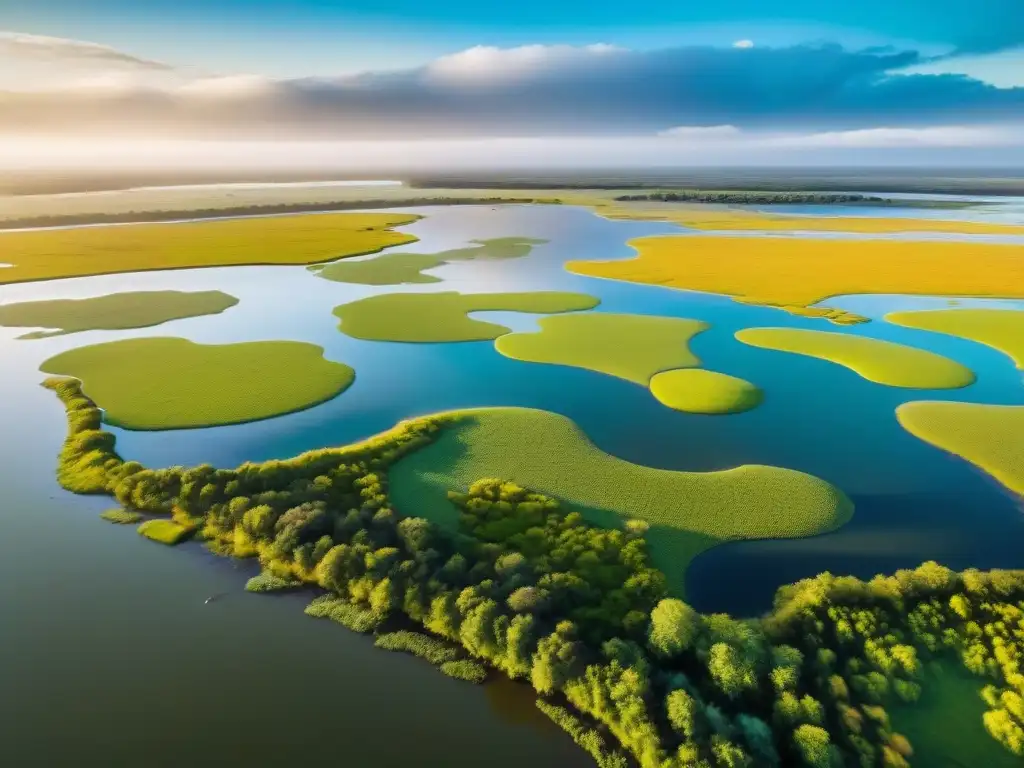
[3,42,1023,138]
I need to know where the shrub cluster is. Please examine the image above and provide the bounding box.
[45,377,1024,767]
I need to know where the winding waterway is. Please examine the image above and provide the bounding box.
[2,202,1023,765]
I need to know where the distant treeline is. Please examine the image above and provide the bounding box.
[613,191,888,205]
[0,197,560,230]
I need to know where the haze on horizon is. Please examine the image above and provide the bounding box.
[3,0,1024,170]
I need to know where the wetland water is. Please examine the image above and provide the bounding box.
[2,203,1024,765]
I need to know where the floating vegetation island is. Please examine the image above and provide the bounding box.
[334,290,599,342]
[648,369,764,415]
[311,237,547,285]
[886,308,1024,369]
[40,337,354,430]
[0,290,239,338]
[735,328,976,389]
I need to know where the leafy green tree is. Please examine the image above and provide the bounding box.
[648,598,700,658]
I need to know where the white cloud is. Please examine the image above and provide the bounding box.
[658,125,743,140]
[769,126,1019,148]
[424,43,626,85]
[733,40,755,49]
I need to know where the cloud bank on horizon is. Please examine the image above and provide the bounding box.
[2,6,1024,167]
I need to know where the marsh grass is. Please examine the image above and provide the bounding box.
[886,308,1024,369]
[736,327,975,389]
[388,407,851,595]
[99,508,142,524]
[137,519,193,545]
[0,212,419,284]
[41,337,355,430]
[374,630,462,665]
[334,291,599,343]
[439,659,487,684]
[537,700,629,768]
[0,290,239,339]
[245,570,304,593]
[897,402,1024,496]
[568,236,1024,323]
[494,313,707,386]
[648,369,763,415]
[304,595,382,633]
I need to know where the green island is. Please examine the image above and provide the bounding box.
[43,377,1024,767]
[735,328,976,389]
[0,211,419,284]
[0,290,239,339]
[40,337,354,430]
[310,237,548,285]
[897,402,1024,496]
[388,407,850,593]
[886,308,1024,369]
[493,313,708,385]
[649,369,764,415]
[334,291,600,342]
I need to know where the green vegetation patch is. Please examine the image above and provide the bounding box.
[0,290,239,339]
[897,402,1024,496]
[886,308,1024,369]
[494,313,708,385]
[99,508,142,524]
[40,337,354,430]
[0,212,419,284]
[311,236,547,286]
[137,518,192,545]
[891,663,1022,768]
[536,700,629,768]
[388,407,852,594]
[736,327,976,389]
[439,659,488,684]
[245,570,303,593]
[375,631,462,665]
[334,291,599,343]
[304,595,382,633]
[649,369,764,415]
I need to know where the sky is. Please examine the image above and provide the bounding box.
[3,0,1024,169]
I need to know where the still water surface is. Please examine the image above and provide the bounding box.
[2,203,1023,765]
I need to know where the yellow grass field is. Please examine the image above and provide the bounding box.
[736,328,975,389]
[0,212,419,284]
[567,235,1024,322]
[897,402,1024,496]
[648,369,763,414]
[886,308,1024,369]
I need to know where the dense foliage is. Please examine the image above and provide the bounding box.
[614,192,885,205]
[45,377,1024,767]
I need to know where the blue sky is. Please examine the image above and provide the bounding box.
[6,0,1022,76]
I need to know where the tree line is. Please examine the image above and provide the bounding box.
[614,192,887,205]
[44,376,1024,767]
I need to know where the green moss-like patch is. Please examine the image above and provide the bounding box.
[892,663,1022,768]
[137,518,192,545]
[494,312,707,385]
[439,659,488,683]
[334,291,599,343]
[736,327,975,389]
[40,337,354,430]
[311,237,547,285]
[0,212,419,285]
[0,290,239,339]
[99,508,142,524]
[886,308,1024,369]
[897,402,1024,496]
[375,631,462,665]
[245,570,304,593]
[389,407,852,595]
[649,369,764,415]
[304,595,382,633]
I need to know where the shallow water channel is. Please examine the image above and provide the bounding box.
[1,203,1023,765]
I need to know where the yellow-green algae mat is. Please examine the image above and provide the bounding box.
[389,407,852,595]
[495,312,763,414]
[886,308,1024,369]
[41,337,354,430]
[736,328,975,389]
[898,403,1024,496]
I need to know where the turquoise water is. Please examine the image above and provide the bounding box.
[2,202,1023,763]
